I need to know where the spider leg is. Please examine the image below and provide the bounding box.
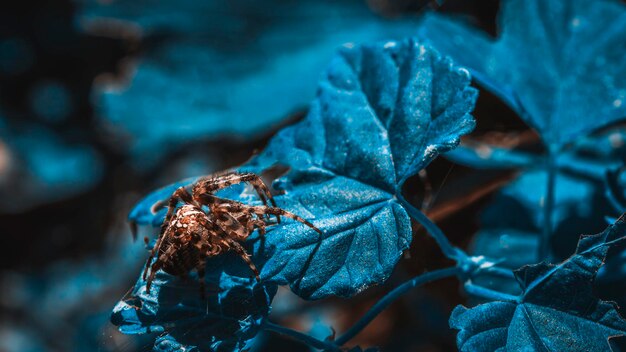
[249,206,322,234]
[193,172,278,217]
[204,215,260,281]
[223,238,260,282]
[211,205,253,241]
[142,246,158,282]
[145,241,187,293]
[150,199,168,214]
[132,186,190,241]
[211,202,271,238]
[247,219,268,236]
[198,191,280,225]
[198,193,245,209]
[142,229,171,281]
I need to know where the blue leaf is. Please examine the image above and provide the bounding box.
[236,38,476,299]
[451,216,626,351]
[111,264,277,352]
[79,0,425,168]
[444,140,539,169]
[419,0,626,146]
[153,334,198,352]
[0,119,104,211]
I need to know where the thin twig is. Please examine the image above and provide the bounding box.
[540,146,558,260]
[264,321,340,351]
[397,192,464,261]
[464,282,520,303]
[335,266,461,346]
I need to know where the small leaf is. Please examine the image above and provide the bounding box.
[153,335,198,352]
[242,38,476,299]
[420,0,626,146]
[451,216,626,352]
[111,264,277,352]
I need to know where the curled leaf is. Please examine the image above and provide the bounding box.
[111,263,277,352]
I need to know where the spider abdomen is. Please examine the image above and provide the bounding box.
[159,205,209,277]
[161,244,202,276]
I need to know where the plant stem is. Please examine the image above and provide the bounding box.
[264,321,340,351]
[540,146,558,260]
[335,266,461,346]
[476,266,516,279]
[397,193,464,261]
[464,282,519,302]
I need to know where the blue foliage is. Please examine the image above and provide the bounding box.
[111,260,277,351]
[444,140,539,170]
[451,217,626,351]
[0,118,104,211]
[242,38,476,299]
[79,0,425,168]
[469,166,618,295]
[419,0,626,147]
[129,38,476,301]
[469,127,626,293]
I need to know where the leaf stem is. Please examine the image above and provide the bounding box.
[475,265,516,279]
[335,266,461,346]
[540,146,558,260]
[464,282,519,303]
[264,321,340,351]
[397,193,465,261]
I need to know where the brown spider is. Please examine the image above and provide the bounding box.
[139,172,321,296]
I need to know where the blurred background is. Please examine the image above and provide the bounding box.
[5,0,612,351]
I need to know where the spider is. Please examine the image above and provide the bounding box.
[138,171,322,297]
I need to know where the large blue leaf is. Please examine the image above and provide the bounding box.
[451,216,626,351]
[242,38,476,299]
[419,0,626,146]
[79,0,424,168]
[127,38,477,300]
